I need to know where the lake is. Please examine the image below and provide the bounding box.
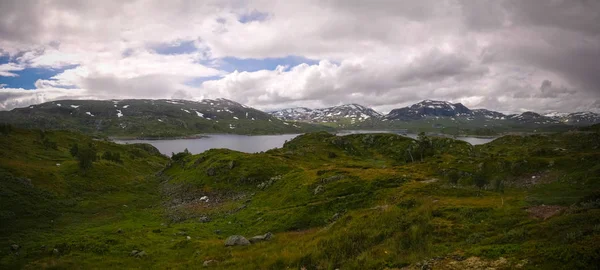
[114,131,496,155]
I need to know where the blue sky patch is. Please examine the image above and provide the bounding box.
[184,75,224,87]
[219,56,318,72]
[0,65,78,89]
[238,10,269,23]
[151,40,197,55]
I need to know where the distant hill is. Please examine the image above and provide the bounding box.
[0,99,332,138]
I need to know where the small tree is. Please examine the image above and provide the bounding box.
[416,132,434,161]
[70,143,79,157]
[77,143,97,170]
[102,151,123,163]
[171,148,191,161]
[447,170,461,186]
[473,172,488,196]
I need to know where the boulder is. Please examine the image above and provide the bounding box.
[314,185,324,195]
[203,260,218,267]
[206,167,216,176]
[249,232,274,243]
[135,250,147,258]
[224,235,250,246]
[10,244,19,251]
[199,216,211,223]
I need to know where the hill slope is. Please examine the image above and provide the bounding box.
[2,127,599,269]
[0,99,331,138]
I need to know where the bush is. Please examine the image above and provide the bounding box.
[171,148,191,161]
[77,143,97,170]
[102,151,123,163]
[70,143,79,157]
[447,170,461,185]
[0,123,12,135]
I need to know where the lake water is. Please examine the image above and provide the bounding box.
[114,131,496,155]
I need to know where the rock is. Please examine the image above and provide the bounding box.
[52,249,60,256]
[135,250,147,258]
[199,216,211,223]
[176,231,187,236]
[314,185,324,195]
[228,160,236,170]
[214,230,221,234]
[186,236,192,240]
[206,167,216,176]
[203,260,218,267]
[224,235,250,246]
[10,244,19,251]
[249,232,274,243]
[117,228,123,234]
[130,250,139,256]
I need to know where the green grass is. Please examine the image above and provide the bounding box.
[1,128,599,269]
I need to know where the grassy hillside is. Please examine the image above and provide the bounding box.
[1,128,599,269]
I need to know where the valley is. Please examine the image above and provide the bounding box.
[1,125,599,269]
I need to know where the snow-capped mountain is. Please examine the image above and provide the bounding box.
[471,109,506,120]
[506,111,562,125]
[270,104,382,124]
[385,100,472,120]
[545,112,600,126]
[269,107,313,121]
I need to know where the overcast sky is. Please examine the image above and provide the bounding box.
[0,0,599,114]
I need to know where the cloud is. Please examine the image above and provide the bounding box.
[0,63,24,77]
[0,0,598,114]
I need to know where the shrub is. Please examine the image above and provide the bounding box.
[77,143,97,170]
[171,148,191,161]
[102,151,123,163]
[70,143,79,157]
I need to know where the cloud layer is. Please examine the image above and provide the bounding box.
[1,0,599,113]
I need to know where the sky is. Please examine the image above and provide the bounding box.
[0,0,599,114]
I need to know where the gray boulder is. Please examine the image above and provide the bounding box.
[314,185,324,195]
[135,250,147,258]
[249,232,274,243]
[224,235,250,246]
[198,216,211,223]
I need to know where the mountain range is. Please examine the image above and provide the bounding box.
[271,99,600,128]
[1,98,598,138]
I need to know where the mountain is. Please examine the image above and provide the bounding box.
[269,104,382,125]
[506,111,562,125]
[0,99,331,138]
[268,107,314,121]
[545,111,600,126]
[471,109,506,119]
[386,100,472,120]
